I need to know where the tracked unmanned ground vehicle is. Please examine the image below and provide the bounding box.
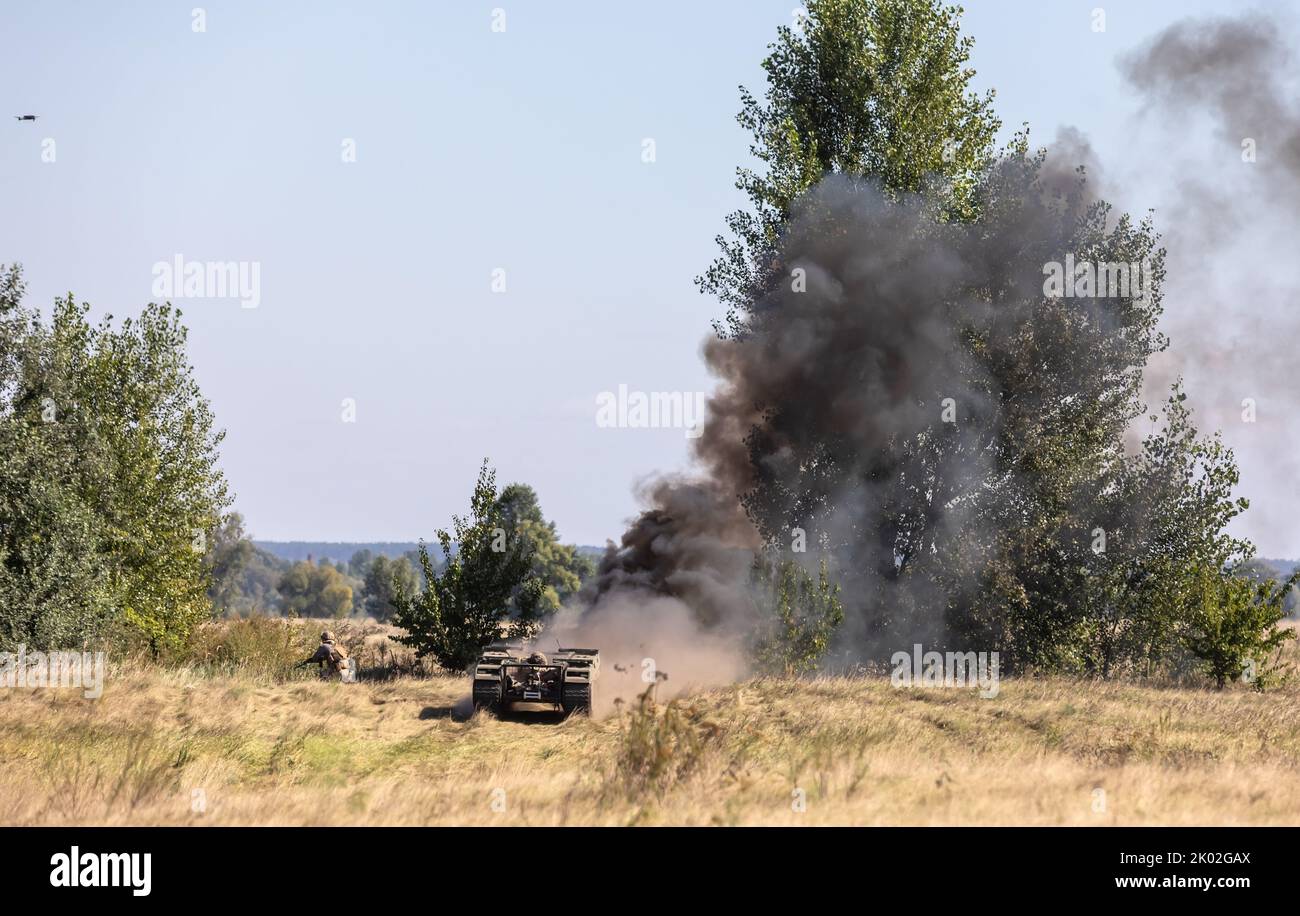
[472,642,599,715]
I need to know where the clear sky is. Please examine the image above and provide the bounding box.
[3,1,1295,554]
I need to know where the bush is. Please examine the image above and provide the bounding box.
[179,617,317,680]
[1182,567,1297,689]
[611,681,718,800]
[391,460,546,670]
[749,553,843,676]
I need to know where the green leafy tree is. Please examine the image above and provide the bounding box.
[1182,567,1297,689]
[206,512,254,614]
[347,549,374,577]
[205,513,287,617]
[0,425,114,649]
[750,552,844,675]
[699,0,1000,334]
[0,265,230,654]
[722,133,1175,671]
[495,482,593,613]
[1,266,113,647]
[361,554,418,621]
[277,560,354,619]
[75,297,231,654]
[1070,389,1255,678]
[391,461,546,670]
[1236,558,1300,618]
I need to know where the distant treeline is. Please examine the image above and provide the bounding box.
[1252,560,1300,617]
[254,542,422,565]
[254,541,608,566]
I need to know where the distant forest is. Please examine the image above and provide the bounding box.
[1257,559,1300,579]
[1240,560,1300,617]
[255,541,607,565]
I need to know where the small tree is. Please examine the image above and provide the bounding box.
[391,461,547,670]
[361,554,418,621]
[750,552,844,675]
[277,560,353,619]
[347,549,375,577]
[495,482,592,613]
[1182,567,1297,690]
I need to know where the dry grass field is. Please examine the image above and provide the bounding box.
[2,620,1299,826]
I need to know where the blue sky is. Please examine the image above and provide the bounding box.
[3,0,1293,554]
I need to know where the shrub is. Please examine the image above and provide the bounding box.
[1182,567,1297,689]
[180,617,317,680]
[750,553,843,676]
[612,681,719,800]
[391,460,546,671]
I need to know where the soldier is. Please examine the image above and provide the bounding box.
[528,651,558,686]
[297,630,353,681]
[509,651,552,691]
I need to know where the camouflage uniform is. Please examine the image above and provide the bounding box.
[303,631,351,679]
[530,651,558,686]
[510,651,553,690]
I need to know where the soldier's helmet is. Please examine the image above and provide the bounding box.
[321,630,336,644]
[528,651,547,666]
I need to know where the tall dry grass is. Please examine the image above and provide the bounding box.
[1,620,1297,825]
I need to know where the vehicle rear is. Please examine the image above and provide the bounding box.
[472,642,599,715]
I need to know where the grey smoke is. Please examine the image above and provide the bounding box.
[578,155,1108,662]
[1119,10,1300,556]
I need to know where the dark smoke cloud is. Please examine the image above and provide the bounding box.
[1038,125,1104,204]
[1119,12,1300,247]
[576,155,1103,660]
[1120,12,1300,196]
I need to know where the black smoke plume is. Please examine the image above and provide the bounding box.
[580,155,1119,660]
